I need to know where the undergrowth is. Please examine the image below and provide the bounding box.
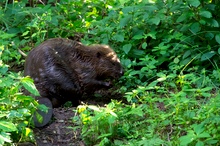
[1,0,220,145]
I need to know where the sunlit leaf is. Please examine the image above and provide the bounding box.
[0,121,17,132]
[21,76,40,96]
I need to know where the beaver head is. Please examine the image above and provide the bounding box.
[90,45,124,80]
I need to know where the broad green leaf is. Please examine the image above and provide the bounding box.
[199,10,212,18]
[187,0,200,7]
[196,141,204,146]
[0,121,17,132]
[121,58,131,67]
[0,132,12,145]
[179,134,194,145]
[201,51,216,61]
[122,44,132,54]
[51,17,59,26]
[35,112,43,124]
[112,34,124,42]
[190,22,201,33]
[206,139,218,144]
[193,124,204,135]
[197,132,211,138]
[218,48,220,55]
[149,17,160,25]
[132,49,145,57]
[177,13,188,23]
[22,31,29,36]
[122,6,135,14]
[183,50,191,59]
[205,32,214,40]
[119,15,132,27]
[215,34,220,44]
[133,34,145,40]
[210,19,219,27]
[201,87,212,91]
[21,76,40,96]
[142,42,147,49]
[0,33,16,39]
[174,58,179,64]
[8,110,23,119]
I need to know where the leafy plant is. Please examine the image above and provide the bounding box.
[0,42,42,145]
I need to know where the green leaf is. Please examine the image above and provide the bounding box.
[149,17,160,25]
[179,134,194,145]
[199,10,212,18]
[0,33,16,39]
[193,124,204,135]
[201,51,216,61]
[210,19,219,27]
[121,58,131,67]
[174,58,179,64]
[21,76,40,96]
[142,42,147,49]
[205,32,214,40]
[0,132,12,145]
[197,132,211,138]
[112,34,124,42]
[119,15,132,27]
[215,34,220,44]
[0,121,17,132]
[183,50,191,59]
[177,13,188,23]
[187,0,200,7]
[190,22,201,33]
[133,34,145,40]
[35,112,43,124]
[196,141,204,146]
[218,48,220,55]
[122,44,132,54]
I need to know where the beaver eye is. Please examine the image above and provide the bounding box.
[111,62,115,66]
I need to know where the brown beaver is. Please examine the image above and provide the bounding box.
[24,38,123,108]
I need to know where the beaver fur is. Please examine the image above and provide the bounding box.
[24,38,123,108]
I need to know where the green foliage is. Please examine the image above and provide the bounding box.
[0,71,38,144]
[0,41,40,144]
[81,0,220,89]
[77,70,220,145]
[73,0,220,145]
[1,0,220,145]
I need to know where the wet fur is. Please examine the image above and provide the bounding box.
[24,38,123,107]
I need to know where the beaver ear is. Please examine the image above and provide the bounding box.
[96,52,102,58]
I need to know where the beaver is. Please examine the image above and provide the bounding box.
[24,38,123,109]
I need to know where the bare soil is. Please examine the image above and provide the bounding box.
[33,107,83,146]
[32,92,122,146]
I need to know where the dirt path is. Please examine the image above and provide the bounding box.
[32,94,116,146]
[33,107,84,146]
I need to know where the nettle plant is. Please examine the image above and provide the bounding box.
[0,41,47,145]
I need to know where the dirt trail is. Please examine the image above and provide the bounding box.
[33,107,84,146]
[33,94,117,146]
